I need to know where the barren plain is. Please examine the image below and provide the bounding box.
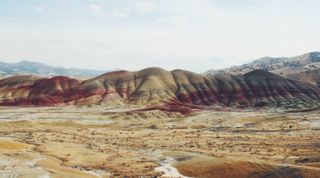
[0,106,319,178]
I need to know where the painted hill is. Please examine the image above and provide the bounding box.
[0,60,104,78]
[0,67,320,110]
[205,52,320,84]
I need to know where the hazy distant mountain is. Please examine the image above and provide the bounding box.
[1,67,320,110]
[205,52,320,84]
[0,60,105,78]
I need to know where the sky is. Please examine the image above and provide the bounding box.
[0,0,320,72]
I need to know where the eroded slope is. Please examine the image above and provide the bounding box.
[0,68,319,109]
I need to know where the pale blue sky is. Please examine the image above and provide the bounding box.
[0,0,319,72]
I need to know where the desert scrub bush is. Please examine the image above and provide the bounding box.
[190,124,207,129]
[147,124,159,129]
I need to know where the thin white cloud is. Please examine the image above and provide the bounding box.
[133,2,156,15]
[89,4,104,15]
[108,9,130,18]
[158,16,188,25]
[33,6,45,13]
[106,2,156,18]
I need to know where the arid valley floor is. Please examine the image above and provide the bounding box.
[0,106,319,178]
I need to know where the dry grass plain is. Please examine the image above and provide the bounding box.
[0,106,319,178]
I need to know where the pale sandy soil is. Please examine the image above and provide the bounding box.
[0,106,319,177]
